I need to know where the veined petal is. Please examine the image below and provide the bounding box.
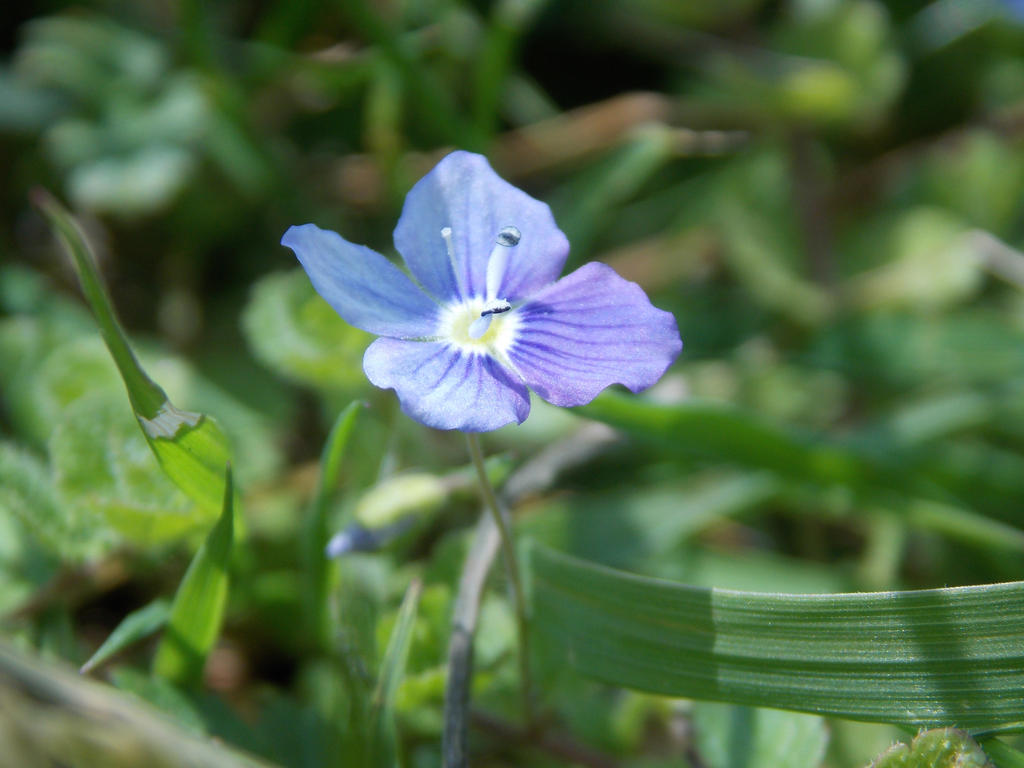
[282,223,439,338]
[363,338,530,431]
[393,151,569,303]
[508,262,682,407]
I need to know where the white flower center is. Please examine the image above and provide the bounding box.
[437,296,520,359]
[436,225,523,363]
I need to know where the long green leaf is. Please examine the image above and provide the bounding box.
[303,400,362,649]
[33,189,232,514]
[578,391,1024,526]
[577,390,872,487]
[80,599,170,673]
[527,544,1024,729]
[153,466,235,687]
[370,578,422,768]
[979,738,1024,768]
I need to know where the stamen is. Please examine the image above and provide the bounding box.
[468,299,512,339]
[441,226,462,296]
[485,226,521,301]
[481,301,511,317]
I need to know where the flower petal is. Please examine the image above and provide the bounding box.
[393,151,569,302]
[363,338,530,431]
[282,223,439,338]
[508,262,682,407]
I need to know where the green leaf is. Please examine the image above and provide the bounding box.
[692,703,828,768]
[0,68,63,133]
[2,329,120,446]
[241,269,372,392]
[979,738,1024,768]
[577,390,869,488]
[370,578,422,768]
[520,473,780,571]
[577,391,1024,535]
[801,311,1024,391]
[33,189,232,514]
[50,396,204,545]
[0,450,56,612]
[901,499,1024,555]
[153,465,235,688]
[666,548,848,595]
[527,544,1024,729]
[870,728,993,768]
[843,207,981,311]
[0,439,104,560]
[80,599,170,673]
[354,472,448,529]
[917,130,1024,236]
[303,401,361,649]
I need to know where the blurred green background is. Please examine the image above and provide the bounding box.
[2,1,1024,766]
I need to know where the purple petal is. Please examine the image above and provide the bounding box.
[282,223,439,338]
[393,151,569,302]
[508,262,682,407]
[363,338,530,431]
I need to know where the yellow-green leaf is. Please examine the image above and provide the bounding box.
[153,465,234,687]
[33,189,232,514]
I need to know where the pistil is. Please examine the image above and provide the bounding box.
[468,226,521,339]
[485,226,521,301]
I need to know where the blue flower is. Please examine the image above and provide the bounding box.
[282,151,682,432]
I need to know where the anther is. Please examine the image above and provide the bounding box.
[468,299,512,339]
[485,226,521,301]
[481,301,511,317]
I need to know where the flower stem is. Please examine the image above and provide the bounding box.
[464,432,533,724]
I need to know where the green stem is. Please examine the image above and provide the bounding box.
[464,432,533,723]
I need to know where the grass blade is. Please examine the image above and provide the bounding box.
[527,544,1024,729]
[979,738,1024,768]
[370,578,422,768]
[32,189,232,514]
[303,400,362,649]
[577,390,871,487]
[153,466,235,687]
[578,391,1024,529]
[80,599,171,674]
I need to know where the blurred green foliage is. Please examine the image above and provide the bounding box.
[3,0,1024,766]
